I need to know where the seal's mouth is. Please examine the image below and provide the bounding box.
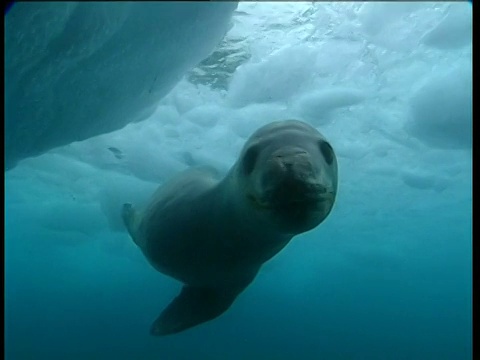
[247,189,335,211]
[247,188,335,234]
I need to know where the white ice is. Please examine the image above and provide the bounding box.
[5,1,472,267]
[5,2,238,169]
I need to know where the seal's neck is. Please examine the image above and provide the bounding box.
[210,170,293,264]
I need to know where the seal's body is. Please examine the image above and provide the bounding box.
[122,120,338,335]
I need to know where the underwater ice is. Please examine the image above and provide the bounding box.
[5,2,237,169]
[5,0,472,244]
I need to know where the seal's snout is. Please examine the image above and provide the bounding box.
[271,147,316,180]
[259,146,334,206]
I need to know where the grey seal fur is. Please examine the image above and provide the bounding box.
[122,119,338,335]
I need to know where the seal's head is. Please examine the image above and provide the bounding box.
[237,120,338,234]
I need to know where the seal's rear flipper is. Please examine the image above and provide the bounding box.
[150,285,239,336]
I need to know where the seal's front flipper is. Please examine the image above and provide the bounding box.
[150,285,240,336]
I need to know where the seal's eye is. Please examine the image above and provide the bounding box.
[243,145,259,175]
[319,141,334,165]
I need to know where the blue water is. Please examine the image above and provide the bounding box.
[5,179,472,359]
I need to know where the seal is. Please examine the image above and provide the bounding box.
[122,119,338,336]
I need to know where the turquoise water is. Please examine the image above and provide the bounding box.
[4,2,472,359]
[4,163,472,359]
